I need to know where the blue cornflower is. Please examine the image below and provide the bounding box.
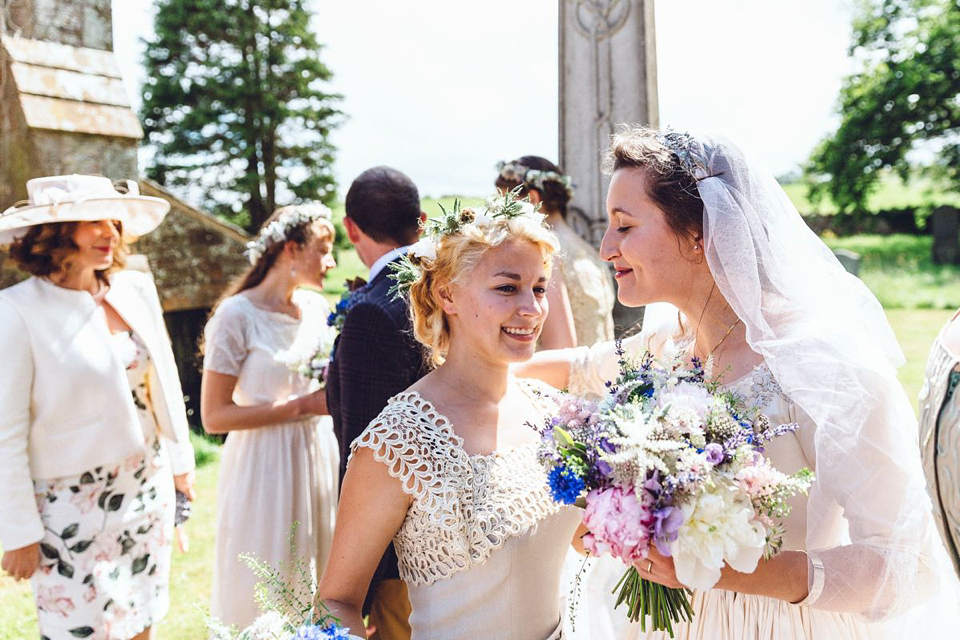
[292,623,351,639]
[328,290,360,330]
[548,465,585,505]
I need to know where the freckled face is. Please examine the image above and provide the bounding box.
[70,219,120,272]
[599,168,700,307]
[444,240,550,365]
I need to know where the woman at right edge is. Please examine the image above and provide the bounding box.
[517,125,960,638]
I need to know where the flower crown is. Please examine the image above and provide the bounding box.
[244,204,333,265]
[496,160,575,199]
[656,127,708,179]
[388,189,548,296]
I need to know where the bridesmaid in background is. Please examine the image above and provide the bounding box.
[201,204,339,628]
[918,309,960,579]
[496,156,616,349]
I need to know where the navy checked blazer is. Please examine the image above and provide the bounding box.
[325,256,429,583]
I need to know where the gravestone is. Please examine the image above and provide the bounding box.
[833,248,861,277]
[559,0,658,334]
[932,205,960,265]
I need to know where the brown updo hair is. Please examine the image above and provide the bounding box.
[409,213,560,368]
[602,125,705,244]
[217,205,336,303]
[495,156,572,219]
[8,220,129,284]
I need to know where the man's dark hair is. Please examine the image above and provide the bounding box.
[344,166,421,245]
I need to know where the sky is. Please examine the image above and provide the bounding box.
[113,0,858,200]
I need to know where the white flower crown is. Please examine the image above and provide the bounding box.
[496,161,575,199]
[244,204,333,265]
[389,190,548,295]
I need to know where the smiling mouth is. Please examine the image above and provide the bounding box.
[502,326,536,339]
[613,267,633,279]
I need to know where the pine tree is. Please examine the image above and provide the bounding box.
[140,0,341,232]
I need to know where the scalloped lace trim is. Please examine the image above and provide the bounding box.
[352,384,563,586]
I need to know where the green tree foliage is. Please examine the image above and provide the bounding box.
[140,0,341,232]
[806,0,959,213]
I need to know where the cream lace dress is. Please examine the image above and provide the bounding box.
[565,322,876,640]
[554,222,615,347]
[351,378,582,640]
[203,290,340,628]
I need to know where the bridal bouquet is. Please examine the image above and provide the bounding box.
[538,346,813,636]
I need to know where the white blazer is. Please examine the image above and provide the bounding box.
[0,271,195,551]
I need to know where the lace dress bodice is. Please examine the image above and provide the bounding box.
[352,379,582,639]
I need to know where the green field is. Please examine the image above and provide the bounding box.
[782,173,960,215]
[823,234,960,309]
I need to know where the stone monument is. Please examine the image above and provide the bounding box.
[559,0,658,332]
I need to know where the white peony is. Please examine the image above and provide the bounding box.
[656,381,714,422]
[409,237,438,261]
[670,478,766,591]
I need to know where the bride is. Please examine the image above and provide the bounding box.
[315,196,582,639]
[518,126,960,638]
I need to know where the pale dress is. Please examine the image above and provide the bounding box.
[918,314,960,579]
[204,290,339,628]
[554,221,615,347]
[351,378,582,640]
[31,331,175,640]
[565,323,875,640]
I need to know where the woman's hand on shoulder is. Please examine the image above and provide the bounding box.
[1,542,40,581]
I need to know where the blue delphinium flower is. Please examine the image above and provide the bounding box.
[548,465,585,504]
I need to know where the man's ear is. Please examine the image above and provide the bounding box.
[343,216,362,244]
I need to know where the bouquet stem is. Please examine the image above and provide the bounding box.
[612,567,693,638]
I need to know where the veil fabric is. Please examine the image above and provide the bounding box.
[687,134,960,629]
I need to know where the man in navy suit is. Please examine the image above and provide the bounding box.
[325,166,428,640]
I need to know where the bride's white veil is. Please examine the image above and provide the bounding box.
[678,131,960,630]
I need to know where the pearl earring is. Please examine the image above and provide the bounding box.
[693,243,701,251]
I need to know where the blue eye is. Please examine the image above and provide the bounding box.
[496,285,517,293]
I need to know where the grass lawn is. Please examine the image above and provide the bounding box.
[2,307,951,639]
[823,234,960,310]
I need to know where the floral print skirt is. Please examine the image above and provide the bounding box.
[30,436,175,640]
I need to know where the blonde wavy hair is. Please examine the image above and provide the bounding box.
[408,213,559,368]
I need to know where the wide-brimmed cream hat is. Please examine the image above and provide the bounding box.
[0,174,170,245]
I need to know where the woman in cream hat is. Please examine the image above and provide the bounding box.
[0,175,196,639]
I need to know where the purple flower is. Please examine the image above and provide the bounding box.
[652,505,684,556]
[704,443,724,465]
